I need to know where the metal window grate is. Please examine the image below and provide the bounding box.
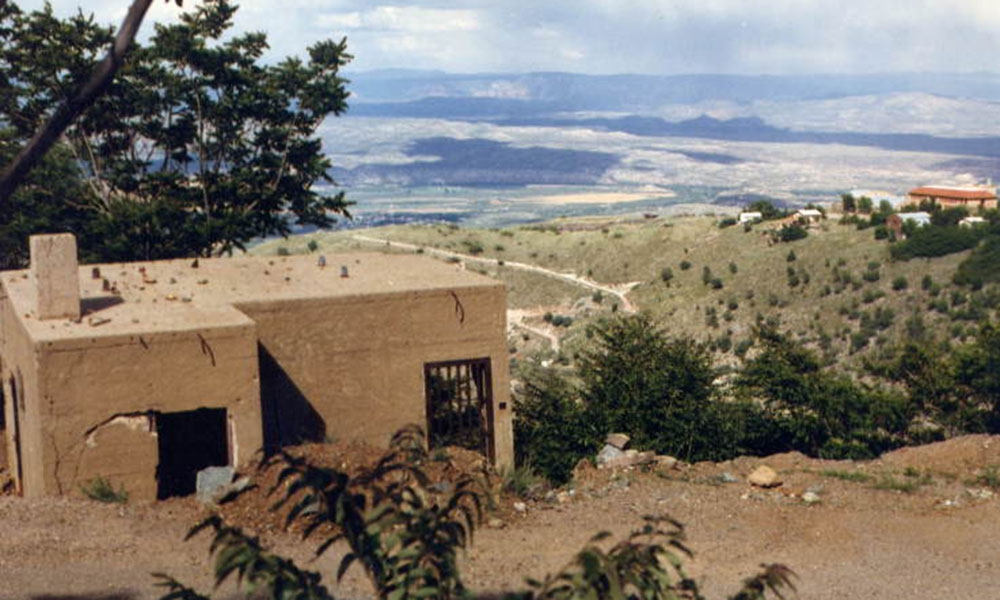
[424,358,493,460]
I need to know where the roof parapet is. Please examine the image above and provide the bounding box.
[30,233,81,321]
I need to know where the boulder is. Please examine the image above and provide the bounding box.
[600,450,656,470]
[748,465,782,488]
[654,455,678,469]
[196,466,235,504]
[605,433,631,450]
[596,444,625,466]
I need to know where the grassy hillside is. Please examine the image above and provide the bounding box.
[252,214,995,370]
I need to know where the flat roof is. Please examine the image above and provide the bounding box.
[1,252,501,342]
[909,187,997,200]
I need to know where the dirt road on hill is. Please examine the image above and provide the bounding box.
[351,233,637,312]
[3,435,1000,599]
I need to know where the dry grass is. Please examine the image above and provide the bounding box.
[251,214,988,368]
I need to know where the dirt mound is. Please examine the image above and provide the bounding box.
[879,434,1000,475]
[216,440,494,537]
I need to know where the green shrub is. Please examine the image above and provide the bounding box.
[718,217,738,228]
[501,464,545,498]
[80,477,128,504]
[892,276,908,291]
[728,261,738,274]
[578,314,722,461]
[891,225,982,260]
[461,239,485,254]
[306,239,319,252]
[779,224,808,242]
[514,368,599,485]
[709,277,724,289]
[921,274,934,291]
[955,234,1000,287]
[679,259,692,270]
[660,267,674,283]
[786,250,797,262]
[276,246,290,256]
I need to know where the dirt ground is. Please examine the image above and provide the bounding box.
[3,435,1000,599]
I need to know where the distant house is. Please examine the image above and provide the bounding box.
[906,186,998,212]
[887,211,932,238]
[739,211,763,224]
[795,208,823,225]
[959,216,987,228]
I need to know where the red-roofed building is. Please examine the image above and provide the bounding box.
[906,186,997,212]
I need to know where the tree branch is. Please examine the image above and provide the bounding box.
[0,0,157,203]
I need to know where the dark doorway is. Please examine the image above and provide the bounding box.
[156,408,229,499]
[424,358,494,460]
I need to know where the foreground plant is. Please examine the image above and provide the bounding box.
[154,427,793,600]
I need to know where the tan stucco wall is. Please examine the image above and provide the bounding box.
[238,284,513,469]
[27,323,261,500]
[1,285,43,495]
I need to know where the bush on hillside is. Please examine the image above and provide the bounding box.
[890,225,982,260]
[514,367,599,485]
[577,314,722,461]
[954,233,1000,287]
[778,224,808,242]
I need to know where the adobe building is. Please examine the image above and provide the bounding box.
[906,186,998,212]
[0,234,513,501]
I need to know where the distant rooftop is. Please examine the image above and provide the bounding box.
[2,252,500,342]
[908,186,997,200]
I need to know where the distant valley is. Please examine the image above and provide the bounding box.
[312,70,1000,229]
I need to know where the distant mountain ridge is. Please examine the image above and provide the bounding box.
[348,70,1000,109]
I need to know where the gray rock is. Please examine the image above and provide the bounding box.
[802,491,821,504]
[719,471,740,484]
[596,444,625,466]
[513,501,527,513]
[196,466,235,505]
[605,433,631,450]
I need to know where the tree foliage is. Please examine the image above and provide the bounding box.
[577,314,719,460]
[1,0,352,262]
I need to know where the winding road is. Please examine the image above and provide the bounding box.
[351,233,637,312]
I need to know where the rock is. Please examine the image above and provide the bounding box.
[748,465,782,488]
[555,491,571,504]
[802,491,821,505]
[605,433,631,450]
[719,471,740,484]
[196,466,235,504]
[966,488,995,500]
[654,455,678,469]
[487,518,505,529]
[596,444,625,467]
[601,450,656,470]
[513,501,527,513]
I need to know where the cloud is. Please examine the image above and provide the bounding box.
[316,6,480,32]
[23,0,1000,75]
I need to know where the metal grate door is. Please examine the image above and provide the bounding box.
[424,358,493,459]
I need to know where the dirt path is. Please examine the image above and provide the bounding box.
[351,234,637,312]
[4,436,1000,599]
[507,308,561,352]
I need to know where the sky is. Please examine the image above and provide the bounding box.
[27,1,1000,76]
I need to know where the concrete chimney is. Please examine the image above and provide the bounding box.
[29,233,81,320]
